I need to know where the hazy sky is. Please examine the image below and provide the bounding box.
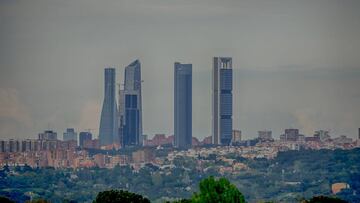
[1,0,360,140]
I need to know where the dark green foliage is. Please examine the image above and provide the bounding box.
[171,199,192,203]
[62,200,78,203]
[0,196,15,203]
[0,190,30,202]
[304,195,348,203]
[192,176,246,203]
[93,189,150,203]
[26,199,51,203]
[3,164,10,172]
[1,148,360,202]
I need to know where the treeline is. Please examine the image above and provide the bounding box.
[0,176,347,203]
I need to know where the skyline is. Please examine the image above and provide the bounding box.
[1,0,360,140]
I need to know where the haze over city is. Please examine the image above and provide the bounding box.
[1,0,360,140]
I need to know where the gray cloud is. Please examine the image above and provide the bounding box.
[0,0,360,139]
[0,88,34,138]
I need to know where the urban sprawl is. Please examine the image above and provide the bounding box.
[1,57,359,171]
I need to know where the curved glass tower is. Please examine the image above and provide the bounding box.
[174,62,192,149]
[99,67,118,146]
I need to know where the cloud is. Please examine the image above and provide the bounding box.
[0,88,33,139]
[1,0,360,139]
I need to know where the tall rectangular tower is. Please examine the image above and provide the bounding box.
[174,62,192,149]
[122,60,142,146]
[99,67,118,146]
[212,57,233,145]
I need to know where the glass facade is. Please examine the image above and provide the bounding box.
[124,94,140,145]
[174,62,192,149]
[220,68,233,144]
[99,68,118,146]
[212,57,233,145]
[122,60,142,146]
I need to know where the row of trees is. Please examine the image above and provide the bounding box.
[0,176,347,203]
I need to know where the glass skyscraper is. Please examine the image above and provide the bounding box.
[212,57,233,145]
[121,60,142,146]
[99,67,118,146]
[174,62,192,149]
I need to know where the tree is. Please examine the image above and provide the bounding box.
[23,164,33,172]
[303,196,348,203]
[93,190,150,203]
[191,176,246,203]
[25,200,50,203]
[171,199,192,203]
[3,164,10,173]
[62,200,78,203]
[0,196,15,203]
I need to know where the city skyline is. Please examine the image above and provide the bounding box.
[1,1,360,202]
[1,0,360,140]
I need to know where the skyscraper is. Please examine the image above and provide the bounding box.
[174,62,192,149]
[99,67,118,146]
[63,128,77,142]
[122,60,142,146]
[212,57,233,145]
